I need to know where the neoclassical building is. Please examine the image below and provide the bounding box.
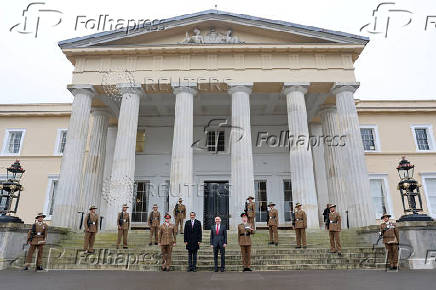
[44,10,380,230]
[5,10,436,231]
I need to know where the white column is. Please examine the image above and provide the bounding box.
[100,125,117,229]
[80,108,111,213]
[169,85,196,214]
[52,85,94,229]
[310,122,330,227]
[228,83,255,228]
[105,84,142,230]
[332,83,375,227]
[283,83,319,228]
[319,104,348,226]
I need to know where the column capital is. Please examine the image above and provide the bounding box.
[91,107,113,118]
[171,84,198,96]
[331,82,360,95]
[116,83,144,96]
[282,82,310,96]
[67,84,96,98]
[227,82,253,95]
[318,104,337,115]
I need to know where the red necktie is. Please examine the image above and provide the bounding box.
[216,225,219,235]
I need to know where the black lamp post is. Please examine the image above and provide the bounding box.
[396,156,433,222]
[0,160,25,223]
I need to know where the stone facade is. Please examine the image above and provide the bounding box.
[0,11,435,230]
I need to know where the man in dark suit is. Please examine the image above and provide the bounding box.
[184,212,202,272]
[210,216,227,272]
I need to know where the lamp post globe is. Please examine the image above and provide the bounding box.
[0,160,26,223]
[396,156,433,222]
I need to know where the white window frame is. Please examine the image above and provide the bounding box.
[1,129,26,156]
[43,175,59,220]
[206,130,225,152]
[420,172,436,218]
[411,124,436,152]
[368,174,394,219]
[54,129,67,156]
[360,125,381,152]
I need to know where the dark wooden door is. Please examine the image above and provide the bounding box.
[203,181,229,230]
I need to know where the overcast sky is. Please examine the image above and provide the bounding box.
[1,0,435,104]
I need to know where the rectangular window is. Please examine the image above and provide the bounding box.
[424,178,436,216]
[283,179,293,221]
[206,131,225,152]
[254,180,268,222]
[132,181,150,222]
[47,179,58,216]
[370,179,387,218]
[55,129,67,155]
[2,129,25,155]
[411,125,435,151]
[415,128,430,150]
[360,128,376,151]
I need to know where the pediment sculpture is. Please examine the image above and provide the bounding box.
[181,27,244,44]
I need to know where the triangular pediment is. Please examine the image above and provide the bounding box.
[59,10,368,49]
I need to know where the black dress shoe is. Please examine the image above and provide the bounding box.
[187,268,192,272]
[338,252,342,256]
[274,243,278,246]
[220,268,225,272]
[243,268,247,272]
[268,242,274,245]
[123,247,128,249]
[295,246,301,249]
[154,243,158,245]
[23,266,28,271]
[246,268,252,272]
[214,268,219,272]
[36,266,44,271]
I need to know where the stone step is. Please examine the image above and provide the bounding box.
[29,244,384,254]
[18,263,385,271]
[10,229,384,271]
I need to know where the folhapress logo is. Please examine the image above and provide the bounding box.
[9,2,63,38]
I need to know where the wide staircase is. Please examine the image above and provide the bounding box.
[9,229,386,271]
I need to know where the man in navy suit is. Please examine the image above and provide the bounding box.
[210,216,227,272]
[184,212,202,272]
